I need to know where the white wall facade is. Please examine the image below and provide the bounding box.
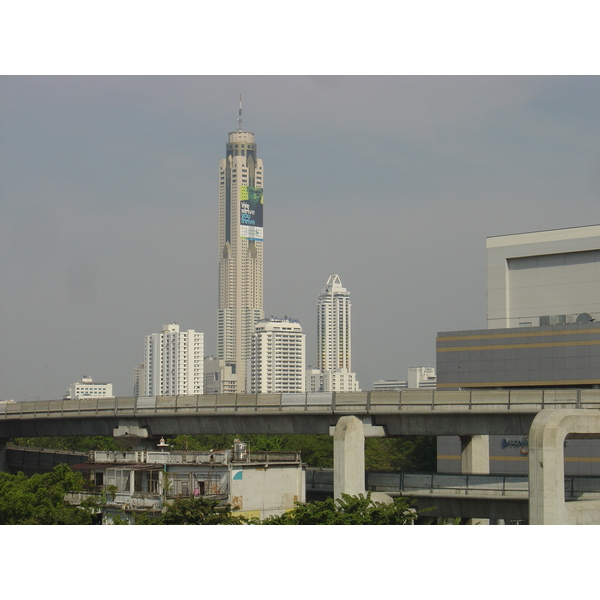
[203,357,237,395]
[250,318,305,394]
[321,369,360,392]
[487,225,600,329]
[69,376,113,399]
[229,463,305,519]
[144,323,204,396]
[407,366,437,389]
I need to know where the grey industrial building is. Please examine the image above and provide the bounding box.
[437,224,600,475]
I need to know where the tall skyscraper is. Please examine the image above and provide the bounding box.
[316,274,360,392]
[144,323,204,396]
[218,99,264,393]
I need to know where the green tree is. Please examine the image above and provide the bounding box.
[261,493,417,525]
[0,464,96,524]
[13,436,120,452]
[136,497,248,525]
[365,436,437,472]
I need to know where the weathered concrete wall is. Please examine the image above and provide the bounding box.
[229,463,305,519]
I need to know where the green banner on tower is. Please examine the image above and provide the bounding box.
[240,186,263,241]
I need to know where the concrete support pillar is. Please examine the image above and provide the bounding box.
[460,435,490,474]
[529,409,600,525]
[333,416,366,499]
[460,435,490,524]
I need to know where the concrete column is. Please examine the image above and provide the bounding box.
[460,435,490,474]
[333,416,366,499]
[529,409,600,525]
[460,435,490,525]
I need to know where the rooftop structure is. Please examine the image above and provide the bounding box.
[487,224,600,329]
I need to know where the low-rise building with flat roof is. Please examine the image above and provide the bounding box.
[67,442,305,524]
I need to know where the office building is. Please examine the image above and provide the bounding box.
[218,100,264,393]
[437,225,600,390]
[373,367,436,391]
[408,366,437,389]
[317,275,360,392]
[65,376,113,400]
[143,323,204,396]
[435,224,600,475]
[250,317,305,394]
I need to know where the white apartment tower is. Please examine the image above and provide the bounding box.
[317,274,360,392]
[144,323,204,396]
[218,99,264,393]
[251,318,305,394]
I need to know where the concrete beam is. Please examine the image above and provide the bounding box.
[112,425,150,439]
[529,409,600,525]
[1,408,538,439]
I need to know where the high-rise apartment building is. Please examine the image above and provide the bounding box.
[203,357,237,395]
[316,274,360,392]
[133,363,146,396]
[218,100,264,393]
[250,317,305,394]
[143,323,204,396]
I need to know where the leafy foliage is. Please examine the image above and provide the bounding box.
[0,464,96,524]
[13,436,120,452]
[261,493,417,525]
[365,436,437,472]
[136,497,248,525]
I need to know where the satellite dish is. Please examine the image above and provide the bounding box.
[576,313,594,324]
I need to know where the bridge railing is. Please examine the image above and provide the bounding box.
[2,388,600,419]
[305,469,600,500]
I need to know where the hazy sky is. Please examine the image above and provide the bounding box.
[1,75,600,400]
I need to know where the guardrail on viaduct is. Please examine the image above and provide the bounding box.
[2,388,600,419]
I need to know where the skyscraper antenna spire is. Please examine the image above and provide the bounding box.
[238,94,242,131]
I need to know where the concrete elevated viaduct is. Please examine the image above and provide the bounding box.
[3,390,600,523]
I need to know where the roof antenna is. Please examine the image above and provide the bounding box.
[237,94,242,131]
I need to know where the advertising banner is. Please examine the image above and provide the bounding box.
[240,186,263,241]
